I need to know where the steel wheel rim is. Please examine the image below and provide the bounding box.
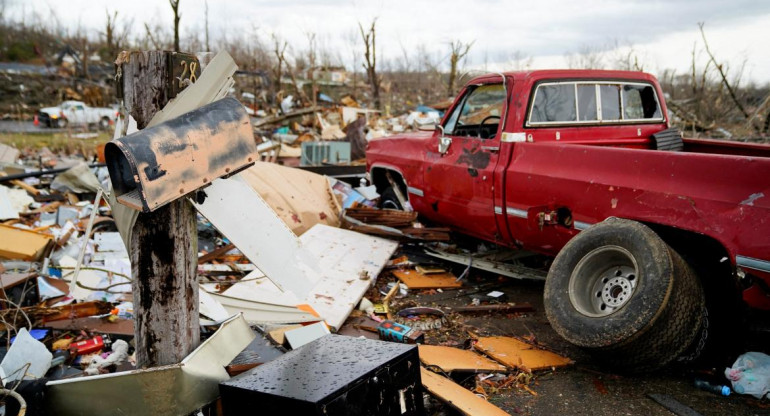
[568,245,639,317]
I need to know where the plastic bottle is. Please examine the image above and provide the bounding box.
[694,379,731,396]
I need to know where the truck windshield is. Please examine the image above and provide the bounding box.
[444,84,505,139]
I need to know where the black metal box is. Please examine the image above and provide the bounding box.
[219,334,424,415]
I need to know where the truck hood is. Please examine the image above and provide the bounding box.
[39,106,61,115]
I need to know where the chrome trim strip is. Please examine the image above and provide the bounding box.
[574,221,592,231]
[501,132,526,143]
[506,207,528,218]
[494,206,502,215]
[736,255,770,273]
[407,187,423,197]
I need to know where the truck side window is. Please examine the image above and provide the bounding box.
[528,81,663,126]
[623,85,661,120]
[531,84,576,122]
[599,85,621,120]
[577,85,598,121]
[444,84,505,139]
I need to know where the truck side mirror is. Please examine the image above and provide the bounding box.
[105,97,257,213]
[437,125,452,154]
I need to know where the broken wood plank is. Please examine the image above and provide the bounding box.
[198,243,236,264]
[420,368,510,416]
[343,207,418,228]
[474,336,572,371]
[392,269,462,289]
[419,345,507,373]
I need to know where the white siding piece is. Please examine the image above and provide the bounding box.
[193,174,320,297]
[205,290,318,325]
[298,224,398,330]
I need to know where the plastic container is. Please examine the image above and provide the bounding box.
[694,379,731,396]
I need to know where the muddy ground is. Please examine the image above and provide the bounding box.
[344,251,770,416]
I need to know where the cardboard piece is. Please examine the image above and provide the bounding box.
[238,161,341,236]
[474,336,572,371]
[418,345,507,373]
[0,224,53,260]
[420,368,510,416]
[392,269,462,289]
[284,322,330,349]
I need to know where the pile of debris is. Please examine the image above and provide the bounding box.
[0,51,570,415]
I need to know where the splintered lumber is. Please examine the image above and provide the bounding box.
[474,336,572,371]
[419,345,507,373]
[344,207,418,228]
[0,300,113,330]
[421,368,510,416]
[392,269,462,289]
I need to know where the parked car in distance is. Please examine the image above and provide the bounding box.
[37,100,118,129]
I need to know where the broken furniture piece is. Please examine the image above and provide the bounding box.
[220,334,424,415]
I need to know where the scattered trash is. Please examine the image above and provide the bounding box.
[377,320,425,344]
[725,351,770,399]
[392,268,462,289]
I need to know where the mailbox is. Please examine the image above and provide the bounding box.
[106,97,257,212]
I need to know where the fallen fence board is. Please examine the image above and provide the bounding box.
[419,345,507,373]
[474,336,572,371]
[392,269,462,289]
[421,368,510,416]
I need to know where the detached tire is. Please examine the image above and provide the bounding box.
[544,218,704,372]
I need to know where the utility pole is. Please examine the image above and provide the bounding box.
[117,51,199,367]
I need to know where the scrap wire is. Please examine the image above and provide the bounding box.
[456,255,472,281]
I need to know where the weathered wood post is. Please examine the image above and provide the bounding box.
[116,51,200,367]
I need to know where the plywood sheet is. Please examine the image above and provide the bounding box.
[475,336,572,371]
[420,368,510,416]
[392,269,462,289]
[419,345,506,373]
[0,224,52,260]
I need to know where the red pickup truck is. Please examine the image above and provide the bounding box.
[366,69,770,371]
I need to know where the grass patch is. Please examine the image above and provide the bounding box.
[0,131,112,152]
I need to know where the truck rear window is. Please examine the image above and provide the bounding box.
[528,81,662,126]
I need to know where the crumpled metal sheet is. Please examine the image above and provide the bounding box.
[50,161,101,194]
[45,314,255,415]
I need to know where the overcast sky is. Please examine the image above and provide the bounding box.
[10,0,770,84]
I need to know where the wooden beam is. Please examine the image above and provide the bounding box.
[119,50,200,367]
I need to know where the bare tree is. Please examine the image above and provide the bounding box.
[144,22,161,50]
[169,0,181,52]
[566,45,605,69]
[359,18,381,109]
[204,0,210,52]
[699,22,749,120]
[447,40,473,96]
[306,31,317,106]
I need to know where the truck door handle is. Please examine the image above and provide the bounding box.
[481,146,499,153]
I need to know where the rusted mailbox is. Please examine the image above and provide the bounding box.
[106,97,257,212]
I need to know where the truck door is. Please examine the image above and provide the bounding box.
[422,83,507,242]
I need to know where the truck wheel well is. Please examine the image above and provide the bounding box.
[642,223,733,282]
[370,167,407,198]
